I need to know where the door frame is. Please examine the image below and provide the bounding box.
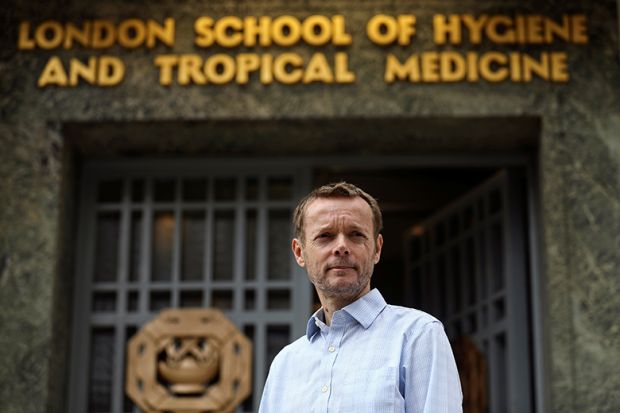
[67,154,547,413]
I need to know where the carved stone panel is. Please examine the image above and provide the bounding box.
[126,308,252,413]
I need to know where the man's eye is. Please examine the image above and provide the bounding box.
[317,233,332,239]
[352,232,366,238]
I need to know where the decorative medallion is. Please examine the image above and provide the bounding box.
[126,308,252,413]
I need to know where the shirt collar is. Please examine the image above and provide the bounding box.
[305,288,387,340]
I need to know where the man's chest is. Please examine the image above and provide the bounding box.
[280,328,406,413]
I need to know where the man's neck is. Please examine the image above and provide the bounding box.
[319,286,370,325]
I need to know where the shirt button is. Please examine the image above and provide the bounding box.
[321,385,329,393]
[328,346,336,352]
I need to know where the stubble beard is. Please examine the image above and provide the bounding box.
[310,265,372,301]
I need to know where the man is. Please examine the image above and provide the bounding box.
[259,182,462,413]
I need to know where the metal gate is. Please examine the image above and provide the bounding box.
[68,161,312,413]
[405,170,532,413]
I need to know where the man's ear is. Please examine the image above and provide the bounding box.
[373,234,383,264]
[292,238,305,267]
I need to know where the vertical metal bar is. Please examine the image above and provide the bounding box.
[483,187,500,413]
[112,179,131,413]
[254,175,268,408]
[460,220,470,333]
[204,176,214,307]
[139,180,153,316]
[171,177,181,308]
[256,175,267,313]
[254,320,267,411]
[291,168,312,338]
[233,175,245,317]
[474,197,485,341]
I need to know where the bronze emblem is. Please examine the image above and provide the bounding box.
[126,308,252,413]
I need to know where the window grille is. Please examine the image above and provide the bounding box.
[405,171,532,413]
[69,164,311,413]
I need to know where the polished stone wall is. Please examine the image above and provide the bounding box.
[0,1,619,412]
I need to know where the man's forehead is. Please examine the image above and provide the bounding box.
[304,196,373,220]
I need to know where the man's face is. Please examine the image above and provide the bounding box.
[292,196,383,301]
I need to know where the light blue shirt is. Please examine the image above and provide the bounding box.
[258,289,463,413]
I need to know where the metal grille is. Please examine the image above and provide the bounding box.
[405,170,532,413]
[69,165,311,413]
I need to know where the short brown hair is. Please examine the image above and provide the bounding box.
[293,182,383,242]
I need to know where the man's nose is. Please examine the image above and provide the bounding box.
[334,234,350,255]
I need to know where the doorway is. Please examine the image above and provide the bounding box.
[68,159,537,413]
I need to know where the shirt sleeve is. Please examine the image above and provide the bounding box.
[402,321,463,413]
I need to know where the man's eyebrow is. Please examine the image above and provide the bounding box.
[311,224,334,234]
[347,222,369,231]
[312,222,369,233]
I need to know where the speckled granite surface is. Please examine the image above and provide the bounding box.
[1,1,619,412]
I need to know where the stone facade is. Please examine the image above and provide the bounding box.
[1,1,619,412]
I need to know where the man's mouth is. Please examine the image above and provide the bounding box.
[326,263,357,271]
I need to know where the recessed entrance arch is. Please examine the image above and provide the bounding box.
[64,117,544,413]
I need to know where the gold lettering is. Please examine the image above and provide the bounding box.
[68,57,97,86]
[154,54,178,86]
[334,53,355,83]
[97,56,125,86]
[194,17,215,47]
[64,22,91,49]
[367,15,398,45]
[204,54,235,84]
[91,20,116,49]
[510,52,522,81]
[397,15,416,45]
[332,15,352,45]
[272,16,301,46]
[479,52,509,82]
[526,15,544,44]
[178,54,206,85]
[486,16,516,44]
[466,52,479,82]
[260,54,274,84]
[273,52,303,84]
[544,15,570,43]
[236,53,260,84]
[433,14,461,44]
[302,15,332,46]
[303,53,334,84]
[514,15,526,44]
[550,52,569,82]
[522,52,549,81]
[244,16,272,47]
[384,54,419,83]
[18,21,35,49]
[118,19,146,48]
[146,18,175,48]
[571,15,588,44]
[461,14,488,44]
[421,52,440,82]
[440,52,466,82]
[215,16,243,48]
[38,56,67,87]
[35,21,63,49]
